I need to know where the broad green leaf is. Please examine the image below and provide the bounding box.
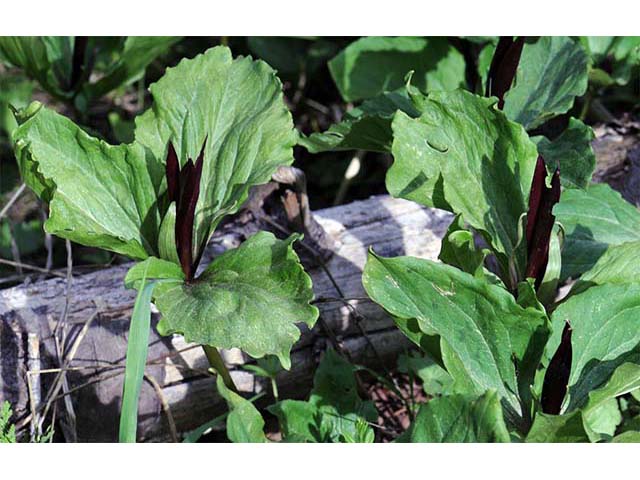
[124,256,184,290]
[153,232,318,369]
[533,118,595,190]
[0,219,43,259]
[268,349,377,442]
[329,37,465,102]
[216,376,267,443]
[86,37,180,99]
[581,36,640,86]
[393,317,443,366]
[612,431,640,443]
[503,37,589,130]
[410,391,510,443]
[247,37,339,75]
[397,352,452,397]
[547,284,640,412]
[307,349,378,441]
[554,183,640,280]
[268,400,320,442]
[0,36,74,97]
[438,215,490,278]
[140,46,298,259]
[526,411,589,442]
[583,398,621,441]
[299,88,420,153]
[388,90,538,279]
[0,73,33,137]
[363,252,549,427]
[13,103,163,260]
[581,363,640,440]
[119,275,155,443]
[572,241,640,294]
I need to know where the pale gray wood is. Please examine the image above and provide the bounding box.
[0,195,452,442]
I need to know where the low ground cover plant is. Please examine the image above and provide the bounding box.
[12,46,319,442]
[3,36,640,443]
[360,37,640,442]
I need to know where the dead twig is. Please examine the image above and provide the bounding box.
[0,183,26,220]
[144,374,178,443]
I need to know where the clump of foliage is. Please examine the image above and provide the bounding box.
[13,46,319,442]
[0,36,180,113]
[0,401,17,443]
[356,37,640,442]
[218,349,377,443]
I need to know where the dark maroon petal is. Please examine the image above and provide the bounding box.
[69,36,89,90]
[175,139,206,281]
[166,143,180,206]
[525,166,560,288]
[541,323,572,414]
[486,36,525,109]
[526,156,547,246]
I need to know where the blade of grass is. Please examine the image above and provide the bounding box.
[119,270,155,443]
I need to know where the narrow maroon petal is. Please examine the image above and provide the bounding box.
[70,36,89,90]
[526,156,547,246]
[166,143,180,206]
[175,139,206,281]
[486,36,525,109]
[525,166,561,288]
[541,323,572,414]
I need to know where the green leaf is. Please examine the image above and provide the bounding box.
[438,215,490,278]
[269,349,377,442]
[612,431,640,443]
[216,376,267,443]
[0,36,74,97]
[86,37,180,99]
[119,274,156,443]
[124,256,184,290]
[139,46,298,258]
[328,37,465,102]
[526,411,589,442]
[13,103,163,260]
[268,400,320,442]
[247,37,339,75]
[410,391,510,443]
[533,117,596,190]
[572,241,640,294]
[554,184,640,280]
[581,36,640,86]
[388,89,538,281]
[299,88,420,153]
[547,284,640,412]
[153,232,318,369]
[581,363,640,439]
[363,252,549,427]
[503,37,589,130]
[0,402,17,443]
[0,73,33,137]
[397,352,452,397]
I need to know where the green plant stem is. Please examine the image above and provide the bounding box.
[203,345,238,393]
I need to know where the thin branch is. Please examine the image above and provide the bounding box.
[0,183,26,220]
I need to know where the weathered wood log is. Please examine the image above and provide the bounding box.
[0,195,453,442]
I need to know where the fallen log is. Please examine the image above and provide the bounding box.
[0,195,453,442]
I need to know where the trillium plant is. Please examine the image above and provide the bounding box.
[13,46,319,442]
[10,35,640,443]
[359,37,640,442]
